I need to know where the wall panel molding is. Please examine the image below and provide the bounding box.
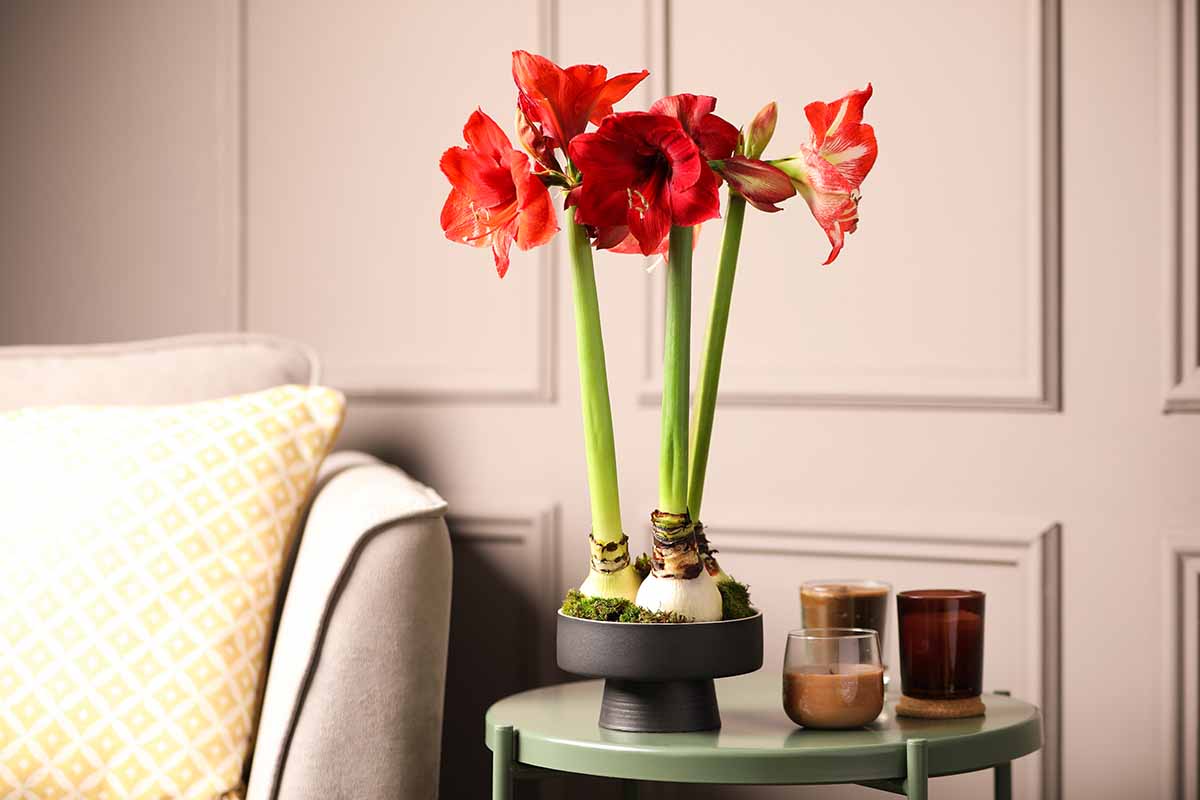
[1167,0,1200,412]
[708,518,1061,798]
[241,0,556,404]
[1165,535,1200,798]
[639,0,1062,412]
[334,252,558,404]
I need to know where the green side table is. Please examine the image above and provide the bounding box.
[485,671,1041,800]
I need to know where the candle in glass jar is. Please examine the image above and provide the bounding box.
[800,581,890,638]
[897,589,985,700]
[782,664,884,728]
[782,628,884,729]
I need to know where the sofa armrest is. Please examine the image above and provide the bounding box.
[246,453,452,800]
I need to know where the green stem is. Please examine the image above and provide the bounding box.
[687,193,747,520]
[660,225,693,514]
[567,211,623,542]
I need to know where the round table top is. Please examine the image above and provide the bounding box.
[485,671,1042,785]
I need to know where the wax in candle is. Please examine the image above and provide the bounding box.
[782,664,885,729]
[899,607,984,699]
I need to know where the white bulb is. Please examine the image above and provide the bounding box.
[579,564,642,602]
[635,569,722,621]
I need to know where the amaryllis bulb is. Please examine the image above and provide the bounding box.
[635,570,723,622]
[579,564,642,603]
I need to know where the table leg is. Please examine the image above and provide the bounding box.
[994,761,1012,800]
[492,724,514,800]
[621,779,639,800]
[904,738,928,800]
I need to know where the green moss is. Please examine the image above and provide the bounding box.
[717,577,755,620]
[633,553,652,580]
[561,589,691,624]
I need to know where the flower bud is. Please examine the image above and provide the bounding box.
[741,101,778,159]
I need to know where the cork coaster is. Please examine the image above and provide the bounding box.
[895,694,986,719]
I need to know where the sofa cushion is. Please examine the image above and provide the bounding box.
[0,334,319,410]
[0,385,344,799]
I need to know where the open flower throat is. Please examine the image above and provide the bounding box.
[570,112,720,257]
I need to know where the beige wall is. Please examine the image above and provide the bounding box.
[3,1,1200,798]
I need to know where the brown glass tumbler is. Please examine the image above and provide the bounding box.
[897,589,985,700]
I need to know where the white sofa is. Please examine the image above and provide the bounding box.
[0,333,453,800]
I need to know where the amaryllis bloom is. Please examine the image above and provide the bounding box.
[439,109,558,278]
[773,84,878,264]
[648,94,738,160]
[570,112,721,256]
[711,156,795,212]
[512,50,648,151]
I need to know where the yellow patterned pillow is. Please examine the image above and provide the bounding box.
[0,385,345,799]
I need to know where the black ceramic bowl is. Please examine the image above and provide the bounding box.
[556,611,764,732]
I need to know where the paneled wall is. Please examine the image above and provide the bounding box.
[3,1,1200,798]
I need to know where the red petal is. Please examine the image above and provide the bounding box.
[804,84,877,189]
[587,69,651,123]
[507,151,558,251]
[569,132,640,228]
[438,146,515,208]
[804,84,872,150]
[655,123,703,193]
[819,122,877,189]
[650,94,737,159]
[593,224,635,251]
[670,164,721,226]
[695,112,739,160]
[512,50,570,143]
[797,182,859,265]
[713,156,796,212]
[462,108,513,162]
[650,93,716,122]
[440,187,489,247]
[627,171,671,255]
[491,227,515,278]
[568,130,640,187]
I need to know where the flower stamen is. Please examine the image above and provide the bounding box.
[626,187,649,219]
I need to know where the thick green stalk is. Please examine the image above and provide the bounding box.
[687,193,747,520]
[659,225,693,513]
[567,211,623,542]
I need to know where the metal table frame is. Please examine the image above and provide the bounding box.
[486,678,1039,800]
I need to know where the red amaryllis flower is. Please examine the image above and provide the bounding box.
[512,50,648,151]
[648,94,739,160]
[711,156,796,212]
[773,84,878,264]
[439,109,558,278]
[569,112,721,256]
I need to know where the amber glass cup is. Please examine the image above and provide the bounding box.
[782,628,884,729]
[897,589,985,700]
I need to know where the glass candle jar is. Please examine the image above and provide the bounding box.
[897,589,985,700]
[799,579,891,664]
[782,628,884,729]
